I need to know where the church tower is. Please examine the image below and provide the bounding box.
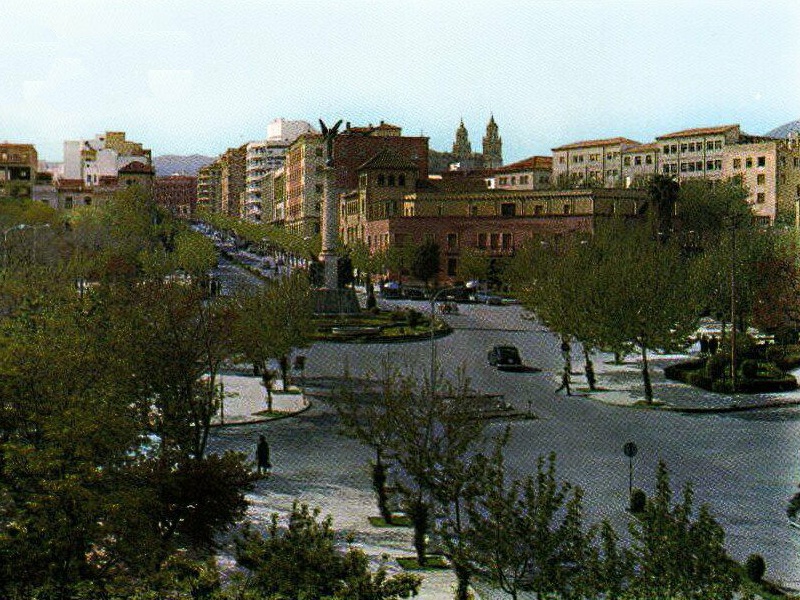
[452,119,472,163]
[482,114,503,168]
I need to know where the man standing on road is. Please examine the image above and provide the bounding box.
[555,366,572,396]
[256,435,272,475]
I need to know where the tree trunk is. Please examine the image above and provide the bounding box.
[454,561,471,600]
[640,341,653,403]
[261,371,273,413]
[373,449,392,524]
[410,496,429,566]
[279,355,289,391]
[583,347,597,391]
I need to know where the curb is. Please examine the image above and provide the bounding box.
[210,397,313,428]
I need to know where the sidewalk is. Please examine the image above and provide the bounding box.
[211,373,309,426]
[565,348,800,413]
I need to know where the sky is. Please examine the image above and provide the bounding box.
[3,0,800,162]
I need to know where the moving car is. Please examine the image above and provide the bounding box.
[487,345,523,370]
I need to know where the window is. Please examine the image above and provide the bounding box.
[634,156,642,166]
[714,140,722,150]
[671,145,677,154]
[501,203,516,217]
[757,174,765,184]
[563,204,571,215]
[447,258,458,277]
[84,196,91,205]
[510,176,516,185]
[623,157,631,166]
[706,141,714,150]
[398,174,406,186]
[534,205,543,215]
[490,233,500,249]
[315,148,323,157]
[65,196,73,209]
[501,233,512,250]
[645,155,653,165]
[696,161,703,170]
[520,175,529,184]
[388,174,396,186]
[447,233,458,249]
[499,177,508,185]
[746,158,753,168]
[688,142,696,152]
[470,205,478,216]
[559,157,565,164]
[681,143,688,153]
[733,158,741,169]
[756,193,765,204]
[315,184,323,193]
[377,174,385,186]
[714,159,722,170]
[663,145,670,154]
[477,233,487,248]
[757,156,766,167]
[681,162,688,172]
[794,157,799,168]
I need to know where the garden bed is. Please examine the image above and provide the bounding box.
[664,358,798,393]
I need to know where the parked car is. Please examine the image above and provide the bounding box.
[402,287,427,300]
[473,291,503,305]
[487,345,523,370]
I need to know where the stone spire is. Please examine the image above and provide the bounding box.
[452,119,472,162]
[482,114,503,168]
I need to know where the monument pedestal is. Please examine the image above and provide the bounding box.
[312,287,360,316]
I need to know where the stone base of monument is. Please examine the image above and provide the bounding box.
[312,287,361,316]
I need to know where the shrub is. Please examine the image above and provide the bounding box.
[711,379,734,394]
[745,553,766,583]
[407,310,422,328]
[685,371,711,390]
[705,354,729,380]
[630,488,647,513]
[739,359,759,380]
[366,293,377,310]
[390,310,405,323]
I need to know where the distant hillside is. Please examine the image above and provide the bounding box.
[154,154,215,177]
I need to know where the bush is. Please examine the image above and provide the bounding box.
[739,359,759,380]
[711,379,734,393]
[407,310,422,328]
[745,553,766,583]
[630,488,647,513]
[705,354,729,380]
[685,371,711,390]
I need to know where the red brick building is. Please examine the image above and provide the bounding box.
[154,174,198,218]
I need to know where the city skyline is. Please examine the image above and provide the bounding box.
[3,0,799,162]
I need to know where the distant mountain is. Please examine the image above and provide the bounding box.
[153,154,215,177]
[765,119,800,139]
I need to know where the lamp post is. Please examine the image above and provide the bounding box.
[429,286,462,395]
[3,223,27,269]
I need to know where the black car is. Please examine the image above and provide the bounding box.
[487,345,522,369]
[402,287,427,300]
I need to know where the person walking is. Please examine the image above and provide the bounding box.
[555,367,572,396]
[256,435,271,475]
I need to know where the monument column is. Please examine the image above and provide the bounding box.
[318,119,341,289]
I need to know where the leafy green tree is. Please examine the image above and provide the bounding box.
[410,241,440,288]
[233,502,422,600]
[465,451,592,600]
[231,272,313,408]
[455,246,491,284]
[626,461,742,599]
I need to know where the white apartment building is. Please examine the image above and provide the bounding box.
[244,119,315,221]
[552,125,800,226]
[61,131,152,186]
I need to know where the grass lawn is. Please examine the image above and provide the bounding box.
[367,515,413,528]
[396,555,450,570]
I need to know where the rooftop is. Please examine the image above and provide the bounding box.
[552,137,640,151]
[494,155,552,172]
[656,124,739,140]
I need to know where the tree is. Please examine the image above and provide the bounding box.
[334,366,490,570]
[455,246,491,284]
[625,461,742,599]
[233,502,422,599]
[231,272,313,409]
[410,241,440,288]
[464,451,592,600]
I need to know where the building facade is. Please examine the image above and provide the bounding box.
[0,143,37,199]
[284,133,325,236]
[490,156,552,190]
[154,174,198,218]
[197,163,221,212]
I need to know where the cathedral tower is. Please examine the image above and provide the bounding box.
[452,119,472,163]
[482,114,503,168]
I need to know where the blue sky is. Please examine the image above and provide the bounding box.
[3,1,799,162]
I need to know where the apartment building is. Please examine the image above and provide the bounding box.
[260,166,285,225]
[154,174,197,218]
[490,156,552,190]
[244,119,314,221]
[552,137,640,189]
[218,145,247,217]
[197,163,221,212]
[284,133,325,236]
[0,143,37,199]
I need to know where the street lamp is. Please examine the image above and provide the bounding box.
[3,223,51,269]
[429,285,463,395]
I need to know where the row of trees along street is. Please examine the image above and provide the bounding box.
[509,175,800,401]
[0,190,421,599]
[332,366,748,600]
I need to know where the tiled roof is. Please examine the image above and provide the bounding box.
[656,125,739,140]
[623,142,660,153]
[358,149,418,171]
[552,137,640,151]
[494,156,552,173]
[118,161,154,174]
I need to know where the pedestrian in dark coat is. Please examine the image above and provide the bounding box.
[708,336,719,355]
[554,367,572,396]
[256,435,271,474]
[700,335,709,354]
